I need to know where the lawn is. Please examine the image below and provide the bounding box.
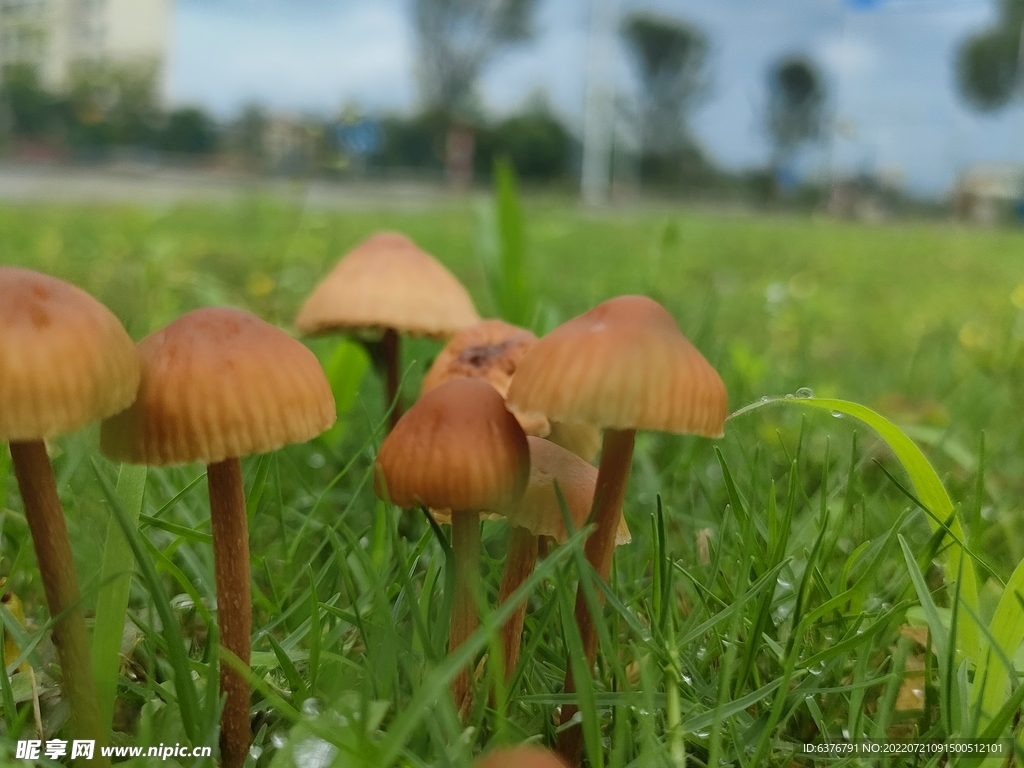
[2,196,1024,766]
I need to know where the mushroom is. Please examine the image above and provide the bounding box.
[296,232,479,430]
[100,307,336,768]
[506,295,726,762]
[374,378,529,713]
[1,266,139,760]
[496,437,630,684]
[422,319,601,460]
[475,746,570,768]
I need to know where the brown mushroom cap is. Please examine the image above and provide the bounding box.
[507,295,727,437]
[475,747,569,768]
[508,437,630,545]
[421,319,537,398]
[295,232,480,339]
[0,267,140,441]
[375,378,529,512]
[100,307,336,466]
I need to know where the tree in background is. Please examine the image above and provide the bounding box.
[0,64,56,138]
[957,0,1024,111]
[621,12,711,187]
[413,0,538,117]
[766,56,825,189]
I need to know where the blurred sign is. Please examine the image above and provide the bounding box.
[335,120,381,156]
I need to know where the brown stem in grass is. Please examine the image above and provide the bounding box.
[383,328,402,431]
[449,509,480,715]
[497,525,539,683]
[9,441,109,768]
[208,458,252,768]
[557,427,636,766]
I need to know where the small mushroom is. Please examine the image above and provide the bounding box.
[497,437,630,683]
[475,746,570,768]
[296,232,479,429]
[422,319,601,459]
[374,378,528,713]
[506,295,727,763]
[1,266,140,762]
[100,307,335,768]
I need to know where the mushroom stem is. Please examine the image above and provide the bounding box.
[449,509,480,714]
[497,525,539,682]
[557,427,636,766]
[207,458,252,768]
[9,441,109,766]
[383,327,403,430]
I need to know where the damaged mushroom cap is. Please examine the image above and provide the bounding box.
[507,295,727,438]
[431,437,630,544]
[295,232,480,339]
[421,319,548,435]
[0,266,140,442]
[100,307,336,466]
[375,377,529,512]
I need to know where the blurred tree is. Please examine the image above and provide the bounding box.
[159,107,217,154]
[621,12,709,156]
[766,56,825,177]
[475,94,571,180]
[413,0,539,117]
[957,0,1024,111]
[0,64,55,137]
[66,59,161,148]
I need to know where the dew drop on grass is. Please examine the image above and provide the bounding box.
[271,734,287,749]
[301,698,321,717]
[293,737,337,768]
[831,411,844,419]
[249,745,263,761]
[795,387,814,398]
[760,396,772,402]
[307,453,325,469]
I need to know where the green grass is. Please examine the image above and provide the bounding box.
[3,196,1024,765]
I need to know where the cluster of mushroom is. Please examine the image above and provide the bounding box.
[1,267,336,768]
[303,234,728,764]
[1,226,727,767]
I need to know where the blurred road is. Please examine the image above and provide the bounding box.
[0,162,454,209]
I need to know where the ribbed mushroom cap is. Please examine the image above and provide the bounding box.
[475,747,569,768]
[507,295,727,437]
[421,319,537,398]
[0,267,140,441]
[295,232,480,339]
[375,378,529,513]
[100,307,336,466]
[508,437,630,545]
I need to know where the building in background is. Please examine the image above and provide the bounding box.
[0,0,173,102]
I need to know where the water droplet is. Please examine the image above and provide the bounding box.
[307,453,325,469]
[301,698,320,717]
[293,737,337,768]
[795,387,814,398]
[784,393,795,398]
[271,734,287,749]
[249,745,263,760]
[760,395,772,402]
[831,411,844,419]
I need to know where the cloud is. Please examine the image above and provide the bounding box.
[169,2,415,115]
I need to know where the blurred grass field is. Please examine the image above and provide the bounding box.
[3,198,1024,765]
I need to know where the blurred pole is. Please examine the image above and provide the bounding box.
[580,0,618,206]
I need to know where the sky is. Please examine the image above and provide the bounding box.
[169,0,1024,195]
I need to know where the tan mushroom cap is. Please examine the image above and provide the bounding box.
[375,378,529,513]
[100,307,336,466]
[295,232,480,339]
[507,295,727,437]
[508,437,630,545]
[0,267,140,441]
[475,747,570,768]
